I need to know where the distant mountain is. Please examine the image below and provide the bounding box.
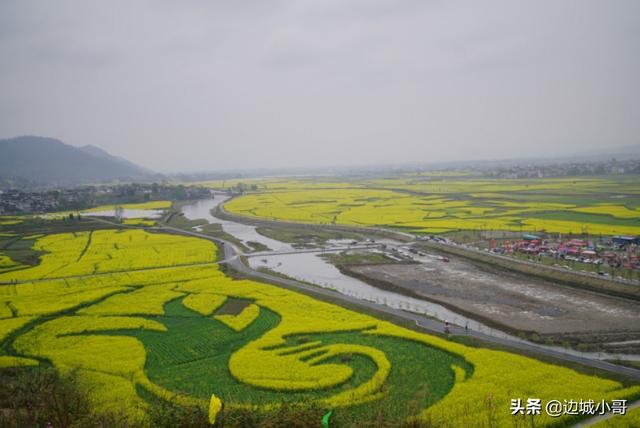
[78,144,151,173]
[0,136,151,184]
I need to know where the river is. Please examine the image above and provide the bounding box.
[179,197,640,361]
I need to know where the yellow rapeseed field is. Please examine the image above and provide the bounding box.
[0,229,216,282]
[0,229,638,426]
[221,175,640,236]
[214,303,260,332]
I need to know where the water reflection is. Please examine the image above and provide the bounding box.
[179,198,640,362]
[181,197,505,333]
[84,208,164,219]
[180,197,292,251]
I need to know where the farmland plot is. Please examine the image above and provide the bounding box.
[0,230,639,426]
[222,175,640,235]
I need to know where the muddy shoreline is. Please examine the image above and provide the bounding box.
[419,241,640,301]
[334,263,529,336]
[336,258,640,352]
[213,197,640,353]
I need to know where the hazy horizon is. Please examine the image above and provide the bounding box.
[1,1,639,173]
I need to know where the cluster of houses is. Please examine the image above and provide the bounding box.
[0,183,214,215]
[484,159,640,179]
[488,234,640,269]
[0,188,87,214]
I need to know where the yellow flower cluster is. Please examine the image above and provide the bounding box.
[182,292,227,316]
[573,204,640,219]
[3,229,640,427]
[6,285,128,317]
[78,283,184,316]
[15,315,166,376]
[369,324,640,426]
[0,356,39,368]
[214,303,260,332]
[222,176,640,235]
[0,304,12,319]
[0,317,35,338]
[0,229,217,282]
[209,394,223,424]
[0,265,218,318]
[318,344,390,407]
[0,254,18,269]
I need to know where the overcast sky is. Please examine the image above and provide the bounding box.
[1,1,639,172]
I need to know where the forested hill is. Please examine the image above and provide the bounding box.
[0,136,151,184]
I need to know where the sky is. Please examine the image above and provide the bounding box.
[1,1,639,172]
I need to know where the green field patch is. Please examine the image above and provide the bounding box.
[274,330,472,424]
[0,236,43,269]
[74,296,471,424]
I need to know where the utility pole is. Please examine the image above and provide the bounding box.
[115,205,124,223]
